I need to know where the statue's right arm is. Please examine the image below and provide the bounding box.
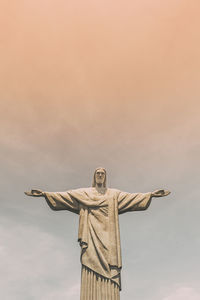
[24,189,80,214]
[24,189,44,197]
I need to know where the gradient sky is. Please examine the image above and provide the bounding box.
[0,1,200,299]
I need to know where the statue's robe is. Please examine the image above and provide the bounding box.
[44,188,152,300]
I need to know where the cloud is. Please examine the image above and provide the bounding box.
[163,287,200,300]
[0,217,80,300]
[42,283,80,300]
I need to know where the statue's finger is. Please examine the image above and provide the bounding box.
[164,190,171,196]
[31,189,42,194]
[24,191,33,196]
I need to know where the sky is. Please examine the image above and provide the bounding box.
[0,0,200,299]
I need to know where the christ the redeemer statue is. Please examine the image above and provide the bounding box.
[25,167,170,300]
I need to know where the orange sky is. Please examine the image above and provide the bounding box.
[0,0,199,165]
[1,0,200,105]
[1,0,200,180]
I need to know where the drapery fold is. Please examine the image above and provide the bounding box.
[81,265,120,300]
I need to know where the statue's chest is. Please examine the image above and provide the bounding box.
[89,203,109,217]
[84,189,117,221]
[89,189,114,202]
[88,192,111,219]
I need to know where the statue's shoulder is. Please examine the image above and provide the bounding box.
[107,188,121,194]
[68,187,90,194]
[79,187,94,193]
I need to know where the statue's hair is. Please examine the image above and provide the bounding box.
[92,167,107,187]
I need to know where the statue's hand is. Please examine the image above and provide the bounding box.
[24,189,44,197]
[152,189,170,198]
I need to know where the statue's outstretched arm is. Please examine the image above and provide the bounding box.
[151,189,171,198]
[24,189,44,197]
[118,189,171,214]
[25,189,79,214]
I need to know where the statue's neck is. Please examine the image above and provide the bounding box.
[95,184,107,194]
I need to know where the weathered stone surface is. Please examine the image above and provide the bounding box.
[25,167,170,299]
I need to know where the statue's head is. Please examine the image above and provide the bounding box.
[92,167,107,187]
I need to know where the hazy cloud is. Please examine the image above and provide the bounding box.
[163,287,200,300]
[0,217,80,300]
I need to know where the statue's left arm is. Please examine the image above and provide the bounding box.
[118,189,170,214]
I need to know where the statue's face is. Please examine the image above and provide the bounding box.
[95,169,106,185]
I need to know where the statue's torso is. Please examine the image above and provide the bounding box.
[78,188,121,283]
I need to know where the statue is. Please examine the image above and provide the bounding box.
[25,167,170,300]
